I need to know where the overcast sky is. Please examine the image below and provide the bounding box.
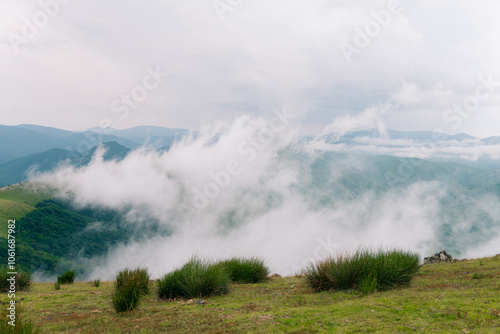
[1,0,499,137]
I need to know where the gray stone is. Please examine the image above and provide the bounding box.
[423,250,454,265]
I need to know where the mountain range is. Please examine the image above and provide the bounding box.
[1,124,500,188]
[0,124,191,187]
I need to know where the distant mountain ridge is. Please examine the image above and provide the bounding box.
[0,124,192,164]
[317,129,478,143]
[87,125,191,149]
[0,142,130,187]
[1,124,500,187]
[0,124,138,164]
[87,125,189,140]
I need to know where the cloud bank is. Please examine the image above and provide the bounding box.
[39,115,500,279]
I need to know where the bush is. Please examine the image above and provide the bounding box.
[0,266,31,293]
[57,270,76,284]
[303,249,420,293]
[158,257,230,299]
[93,278,101,287]
[217,257,269,283]
[0,305,38,333]
[111,267,150,313]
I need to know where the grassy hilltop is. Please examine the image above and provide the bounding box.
[0,183,53,238]
[2,255,499,333]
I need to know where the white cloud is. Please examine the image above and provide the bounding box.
[37,116,500,279]
[319,104,388,139]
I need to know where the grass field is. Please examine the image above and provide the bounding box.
[2,255,499,333]
[0,183,53,238]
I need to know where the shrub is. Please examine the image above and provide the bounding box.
[0,305,38,334]
[54,282,61,290]
[217,257,270,283]
[111,267,150,313]
[93,279,101,287]
[0,266,31,292]
[57,270,76,284]
[303,249,420,293]
[158,257,230,299]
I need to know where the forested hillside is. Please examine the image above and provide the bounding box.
[0,188,170,277]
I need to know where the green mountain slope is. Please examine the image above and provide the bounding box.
[299,151,495,204]
[0,148,78,187]
[0,199,134,273]
[78,141,130,166]
[0,142,131,187]
[0,125,138,164]
[0,184,53,237]
[0,184,169,276]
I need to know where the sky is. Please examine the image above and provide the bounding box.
[1,0,500,137]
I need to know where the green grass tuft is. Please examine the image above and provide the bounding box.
[57,270,76,285]
[92,278,101,288]
[304,249,420,293]
[216,257,270,283]
[158,257,230,299]
[111,267,150,313]
[115,268,149,295]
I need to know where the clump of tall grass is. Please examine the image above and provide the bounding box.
[0,305,38,334]
[157,257,230,299]
[0,266,31,292]
[111,267,150,313]
[116,268,149,295]
[57,270,76,284]
[217,257,269,283]
[92,278,101,288]
[303,249,420,293]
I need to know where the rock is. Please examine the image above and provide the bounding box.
[270,273,281,278]
[423,250,454,264]
[195,299,206,305]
